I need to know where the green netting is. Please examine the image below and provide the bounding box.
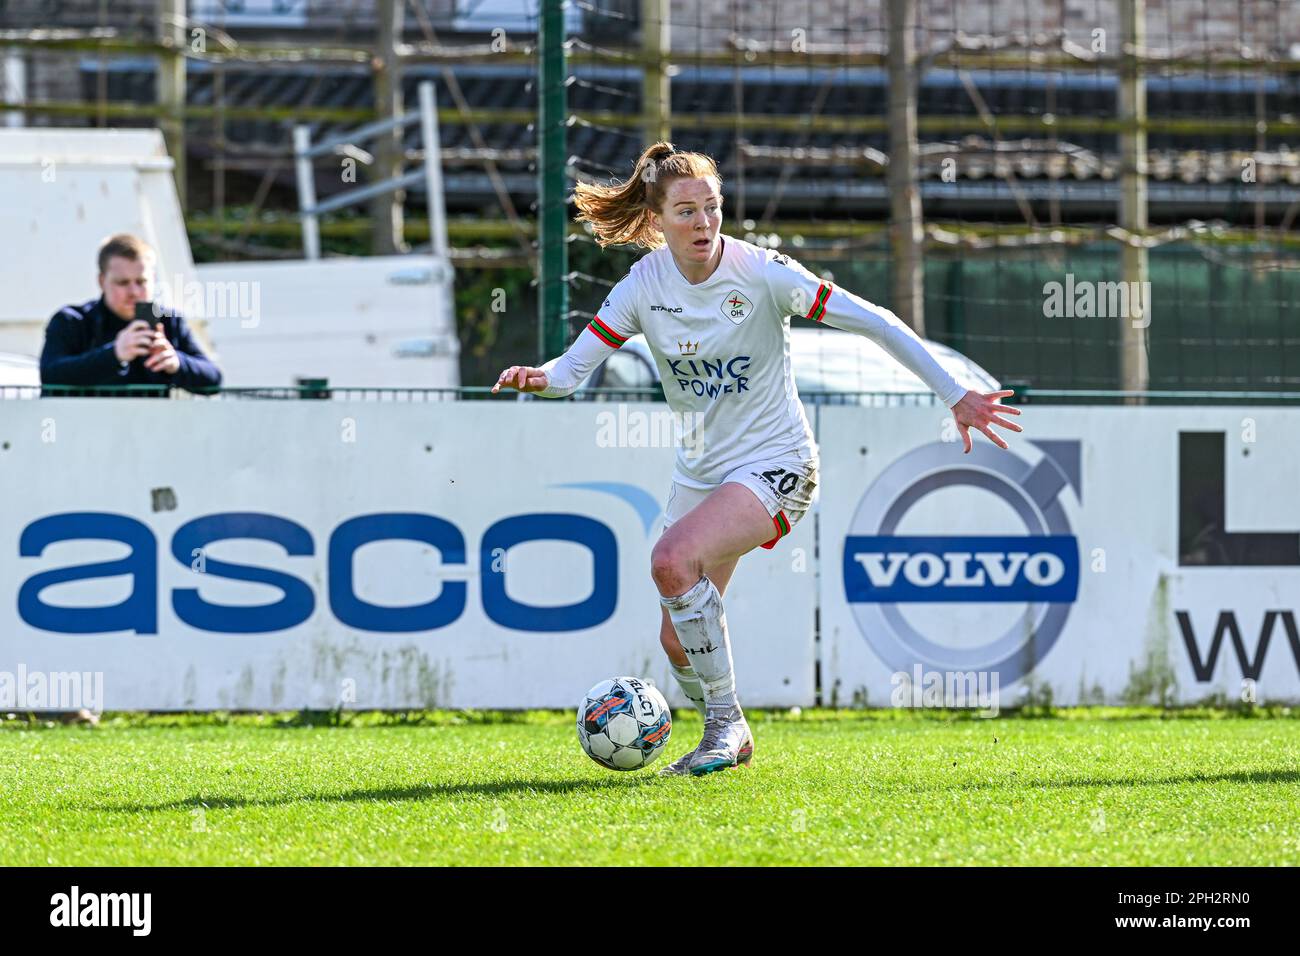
[804,243,1300,391]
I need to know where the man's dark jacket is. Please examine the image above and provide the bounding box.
[39,297,222,393]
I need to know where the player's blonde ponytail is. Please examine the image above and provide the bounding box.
[573,142,722,249]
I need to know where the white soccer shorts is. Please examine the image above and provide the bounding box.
[660,452,819,550]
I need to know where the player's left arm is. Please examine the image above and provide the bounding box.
[763,253,1021,453]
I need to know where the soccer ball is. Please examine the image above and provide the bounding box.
[577,676,672,771]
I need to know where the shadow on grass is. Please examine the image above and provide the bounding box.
[95,768,1300,815]
[880,768,1300,794]
[97,775,660,814]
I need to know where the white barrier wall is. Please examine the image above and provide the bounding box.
[818,405,1300,706]
[195,256,460,389]
[4,401,1299,710]
[0,401,815,710]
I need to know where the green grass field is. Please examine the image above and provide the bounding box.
[2,709,1298,866]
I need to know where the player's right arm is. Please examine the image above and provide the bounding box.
[762,250,1022,453]
[491,277,641,398]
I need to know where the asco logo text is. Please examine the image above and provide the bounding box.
[17,511,617,636]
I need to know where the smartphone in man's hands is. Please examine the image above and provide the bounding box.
[134,302,168,357]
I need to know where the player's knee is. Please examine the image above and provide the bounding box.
[649,539,695,595]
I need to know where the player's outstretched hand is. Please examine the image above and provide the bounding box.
[491,365,549,394]
[951,389,1023,453]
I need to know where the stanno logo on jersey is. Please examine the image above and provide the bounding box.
[651,304,684,313]
[720,290,753,324]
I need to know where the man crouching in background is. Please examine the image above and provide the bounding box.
[39,233,222,394]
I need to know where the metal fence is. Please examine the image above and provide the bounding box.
[7,384,1300,404]
[3,384,942,405]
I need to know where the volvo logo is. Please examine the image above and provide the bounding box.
[843,441,1082,684]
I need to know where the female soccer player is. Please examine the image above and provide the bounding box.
[492,142,1021,776]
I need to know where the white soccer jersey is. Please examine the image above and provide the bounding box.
[538,234,968,488]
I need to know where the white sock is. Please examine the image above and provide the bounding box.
[670,663,707,718]
[659,576,738,711]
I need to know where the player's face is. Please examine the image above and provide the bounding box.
[654,177,723,265]
[98,256,154,322]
